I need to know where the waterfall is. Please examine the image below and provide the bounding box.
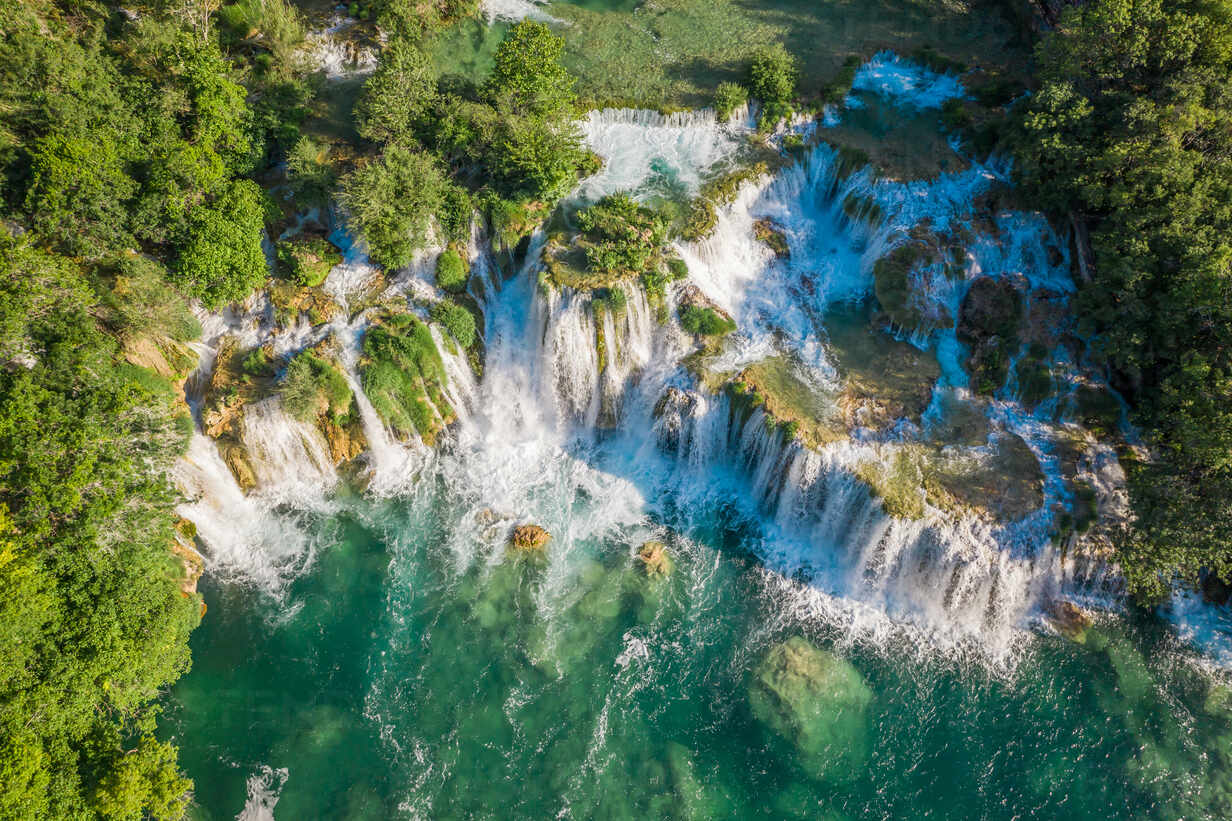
[239,397,338,501]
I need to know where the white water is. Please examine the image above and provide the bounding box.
[172,51,1230,671]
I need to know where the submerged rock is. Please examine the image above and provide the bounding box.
[958,275,1025,395]
[637,541,673,576]
[748,637,872,780]
[509,524,551,551]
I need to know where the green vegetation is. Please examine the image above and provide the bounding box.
[430,299,478,348]
[360,313,453,444]
[286,135,337,207]
[0,0,325,812]
[0,231,199,819]
[1013,0,1232,600]
[341,146,447,269]
[435,248,469,292]
[576,194,669,278]
[712,81,748,120]
[280,351,354,424]
[679,305,736,337]
[277,235,342,288]
[747,43,797,128]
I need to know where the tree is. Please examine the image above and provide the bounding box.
[490,115,585,202]
[24,134,137,258]
[1014,0,1232,601]
[340,145,447,269]
[487,21,575,118]
[747,43,797,108]
[355,38,437,144]
[174,179,273,308]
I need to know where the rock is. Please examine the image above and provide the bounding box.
[319,415,367,466]
[676,284,734,324]
[753,218,790,258]
[637,541,673,576]
[222,441,257,493]
[958,276,1025,395]
[1045,599,1092,643]
[509,524,551,551]
[653,386,700,453]
[748,637,872,779]
[1202,573,1232,607]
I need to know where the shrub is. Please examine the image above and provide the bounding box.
[679,305,735,337]
[435,249,468,293]
[100,255,201,342]
[355,38,437,144]
[340,146,447,269]
[576,193,669,277]
[430,299,476,348]
[713,82,748,121]
[174,180,275,308]
[286,136,336,207]
[280,351,353,422]
[276,235,342,287]
[748,44,797,107]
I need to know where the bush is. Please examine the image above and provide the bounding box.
[435,249,468,292]
[679,305,735,337]
[713,82,748,121]
[286,136,336,207]
[430,299,476,348]
[279,351,353,423]
[340,146,447,269]
[355,38,437,144]
[100,255,201,342]
[276,235,342,287]
[487,21,575,118]
[174,180,275,308]
[576,193,669,277]
[748,44,797,107]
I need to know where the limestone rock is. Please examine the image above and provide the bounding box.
[637,541,673,576]
[1045,599,1092,643]
[753,218,790,258]
[509,524,551,551]
[676,284,733,325]
[748,637,872,779]
[222,441,257,493]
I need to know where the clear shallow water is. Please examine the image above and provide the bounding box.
[167,488,1232,820]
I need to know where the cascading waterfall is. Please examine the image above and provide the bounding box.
[238,397,338,500]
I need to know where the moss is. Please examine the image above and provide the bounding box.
[910,45,966,75]
[429,298,477,349]
[1013,347,1053,409]
[958,277,1024,396]
[734,356,845,449]
[679,305,735,337]
[360,312,453,445]
[680,161,770,241]
[854,447,928,519]
[820,54,861,105]
[752,218,790,258]
[872,245,926,331]
[841,193,882,226]
[435,248,468,293]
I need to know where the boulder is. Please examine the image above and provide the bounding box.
[958,275,1025,395]
[748,637,872,779]
[676,284,733,324]
[1045,598,1092,643]
[509,524,551,551]
[753,218,790,258]
[638,541,673,576]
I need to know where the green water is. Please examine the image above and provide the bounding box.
[166,487,1232,819]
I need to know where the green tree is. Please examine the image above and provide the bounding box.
[487,21,575,118]
[355,38,437,144]
[174,179,273,308]
[748,43,797,107]
[1014,0,1232,601]
[340,145,446,269]
[24,134,136,258]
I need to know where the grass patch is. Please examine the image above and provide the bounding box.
[360,312,453,444]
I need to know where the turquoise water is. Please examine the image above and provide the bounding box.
[166,481,1232,819]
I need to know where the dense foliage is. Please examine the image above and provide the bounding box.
[435,248,469,293]
[747,43,797,127]
[0,1,313,815]
[1015,0,1232,601]
[360,313,452,442]
[280,351,353,424]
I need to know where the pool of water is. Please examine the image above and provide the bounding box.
[165,483,1232,820]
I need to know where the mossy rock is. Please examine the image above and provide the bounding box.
[928,432,1046,521]
[872,244,951,335]
[748,637,872,780]
[1073,384,1123,439]
[753,218,790,258]
[734,357,846,449]
[277,234,342,288]
[359,311,454,446]
[510,524,551,551]
[269,280,343,327]
[959,275,1024,395]
[1044,599,1093,644]
[637,541,673,576]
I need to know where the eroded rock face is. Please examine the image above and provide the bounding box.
[958,276,1025,396]
[509,524,551,551]
[748,637,872,780]
[653,386,700,453]
[753,218,790,258]
[677,284,733,324]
